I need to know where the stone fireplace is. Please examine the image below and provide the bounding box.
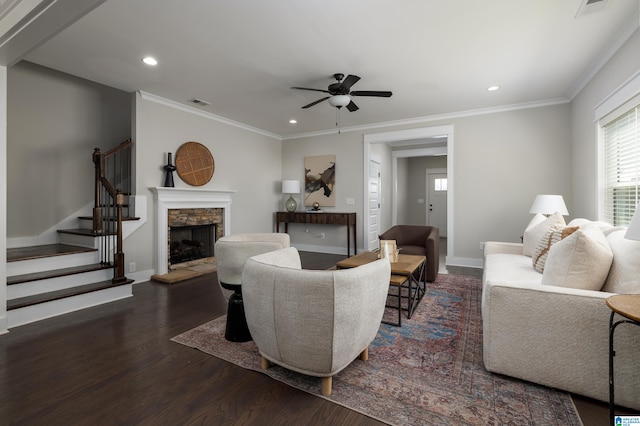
[168,211,220,266]
[152,187,234,275]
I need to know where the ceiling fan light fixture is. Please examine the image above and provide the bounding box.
[328,95,350,108]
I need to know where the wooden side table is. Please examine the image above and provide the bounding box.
[336,251,426,325]
[606,294,640,425]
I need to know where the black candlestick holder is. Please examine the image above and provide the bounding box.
[164,152,176,187]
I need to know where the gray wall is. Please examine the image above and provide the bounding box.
[405,156,447,225]
[396,157,409,224]
[128,94,282,273]
[7,61,131,238]
[284,103,572,263]
[571,29,640,219]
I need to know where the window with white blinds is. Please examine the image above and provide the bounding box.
[603,105,640,226]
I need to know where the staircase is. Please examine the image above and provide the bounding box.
[6,140,137,328]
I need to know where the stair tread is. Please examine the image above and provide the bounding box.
[8,279,134,311]
[57,228,115,236]
[8,263,114,285]
[7,244,97,262]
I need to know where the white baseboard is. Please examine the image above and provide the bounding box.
[446,256,483,269]
[129,269,154,284]
[0,315,7,335]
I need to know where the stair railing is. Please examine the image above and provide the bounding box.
[92,139,133,284]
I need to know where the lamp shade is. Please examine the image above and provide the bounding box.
[328,95,350,108]
[529,194,569,215]
[282,180,300,194]
[625,204,640,241]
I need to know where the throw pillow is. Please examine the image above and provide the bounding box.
[567,218,618,235]
[602,230,640,294]
[523,213,565,257]
[532,225,579,273]
[541,228,613,291]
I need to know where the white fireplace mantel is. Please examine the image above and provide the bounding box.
[151,187,235,275]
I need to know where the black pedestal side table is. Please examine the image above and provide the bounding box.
[606,294,640,425]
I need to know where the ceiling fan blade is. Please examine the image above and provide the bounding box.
[302,97,330,109]
[350,90,393,97]
[346,100,359,112]
[291,86,331,94]
[339,74,361,92]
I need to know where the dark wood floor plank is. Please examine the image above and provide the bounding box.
[0,250,612,425]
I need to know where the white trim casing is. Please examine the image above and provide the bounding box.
[151,187,235,275]
[363,125,455,264]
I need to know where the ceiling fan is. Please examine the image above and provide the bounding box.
[291,73,392,112]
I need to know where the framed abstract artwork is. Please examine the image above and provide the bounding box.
[304,155,336,207]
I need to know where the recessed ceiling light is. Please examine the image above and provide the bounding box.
[142,56,158,66]
[487,85,500,91]
[289,119,297,124]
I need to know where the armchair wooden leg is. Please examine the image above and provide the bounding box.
[321,376,332,396]
[360,347,369,361]
[261,356,270,370]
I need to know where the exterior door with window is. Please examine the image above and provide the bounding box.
[427,172,447,237]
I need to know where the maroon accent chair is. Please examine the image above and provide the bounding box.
[379,225,440,282]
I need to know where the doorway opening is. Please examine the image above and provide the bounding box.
[363,125,453,267]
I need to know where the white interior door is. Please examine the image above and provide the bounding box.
[427,172,447,237]
[368,158,381,250]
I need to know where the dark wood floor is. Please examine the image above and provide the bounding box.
[0,251,625,425]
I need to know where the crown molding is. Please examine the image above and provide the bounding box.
[138,91,282,141]
[282,98,570,140]
[567,11,640,101]
[139,90,568,142]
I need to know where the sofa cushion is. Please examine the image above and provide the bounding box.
[532,225,579,273]
[523,213,565,257]
[603,230,640,294]
[541,228,613,291]
[484,253,544,286]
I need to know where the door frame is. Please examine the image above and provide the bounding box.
[367,154,382,251]
[363,125,454,262]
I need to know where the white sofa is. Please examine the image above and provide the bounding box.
[482,215,640,409]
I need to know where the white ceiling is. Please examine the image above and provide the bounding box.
[17,0,640,138]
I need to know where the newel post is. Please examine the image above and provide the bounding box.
[92,148,103,234]
[112,190,127,284]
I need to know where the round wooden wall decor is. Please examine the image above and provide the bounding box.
[175,142,215,186]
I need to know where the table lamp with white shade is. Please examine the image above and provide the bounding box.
[529,194,569,216]
[282,180,300,212]
[625,205,640,241]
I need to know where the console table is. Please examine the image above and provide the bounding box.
[275,211,357,256]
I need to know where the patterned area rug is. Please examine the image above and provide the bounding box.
[171,274,581,425]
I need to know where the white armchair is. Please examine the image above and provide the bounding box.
[214,233,290,342]
[242,247,391,395]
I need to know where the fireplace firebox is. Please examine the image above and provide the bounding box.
[169,224,216,265]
